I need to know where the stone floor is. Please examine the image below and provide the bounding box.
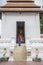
[0,61,43,65]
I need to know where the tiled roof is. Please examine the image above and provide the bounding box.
[0,0,42,12]
[7,0,33,2]
[2,3,40,8]
[0,8,42,12]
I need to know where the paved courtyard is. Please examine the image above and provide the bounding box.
[0,61,43,65]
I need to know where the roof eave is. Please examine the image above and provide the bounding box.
[0,9,42,12]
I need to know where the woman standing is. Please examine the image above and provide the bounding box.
[18,34,22,46]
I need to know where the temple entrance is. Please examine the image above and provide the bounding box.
[16,21,25,43]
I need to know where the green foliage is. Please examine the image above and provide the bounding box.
[40,16,43,34]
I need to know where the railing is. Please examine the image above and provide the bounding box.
[26,38,43,61]
[0,39,15,61]
[0,38,43,61]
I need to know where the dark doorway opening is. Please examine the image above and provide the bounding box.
[16,21,25,43]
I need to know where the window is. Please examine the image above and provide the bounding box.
[16,22,25,43]
[40,13,43,34]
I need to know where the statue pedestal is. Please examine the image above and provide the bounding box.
[0,57,9,62]
[33,58,41,62]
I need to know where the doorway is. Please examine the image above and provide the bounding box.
[16,21,25,43]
